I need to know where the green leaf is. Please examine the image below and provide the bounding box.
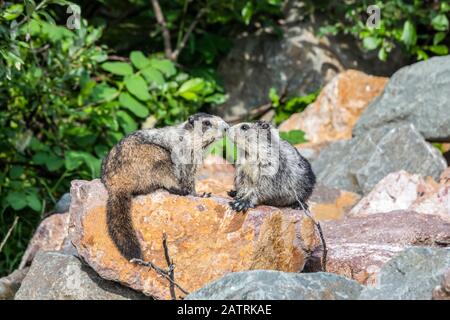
[6,191,27,210]
[10,166,24,179]
[362,37,380,50]
[141,67,165,86]
[149,59,176,77]
[119,92,149,118]
[434,32,447,45]
[117,111,138,134]
[130,51,150,69]
[279,130,307,145]
[125,75,151,101]
[26,192,42,212]
[90,84,118,102]
[428,45,449,55]
[378,47,388,61]
[101,62,133,76]
[268,88,280,107]
[241,2,254,25]
[2,4,24,20]
[401,21,417,47]
[46,155,64,172]
[432,14,449,31]
[178,78,205,94]
[65,151,87,170]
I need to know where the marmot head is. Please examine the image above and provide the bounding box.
[183,113,229,148]
[227,120,279,154]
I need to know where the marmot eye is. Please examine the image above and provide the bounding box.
[203,120,211,127]
[241,124,250,131]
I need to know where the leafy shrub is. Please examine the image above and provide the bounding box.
[311,0,450,61]
[0,0,225,276]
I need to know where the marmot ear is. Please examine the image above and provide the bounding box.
[261,122,270,129]
[185,116,195,130]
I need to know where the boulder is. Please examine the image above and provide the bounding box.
[19,212,72,269]
[353,55,450,142]
[312,123,447,194]
[359,247,450,300]
[319,211,450,285]
[185,270,363,300]
[0,268,29,300]
[350,170,450,222]
[213,9,404,122]
[69,179,321,300]
[15,251,149,300]
[280,70,388,144]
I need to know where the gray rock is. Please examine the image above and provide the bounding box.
[353,55,450,142]
[213,7,405,122]
[186,270,363,300]
[312,123,446,194]
[360,247,450,300]
[15,251,150,300]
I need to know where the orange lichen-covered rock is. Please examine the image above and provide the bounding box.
[69,179,321,299]
[279,70,388,144]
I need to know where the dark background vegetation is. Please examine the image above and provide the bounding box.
[1,0,449,276]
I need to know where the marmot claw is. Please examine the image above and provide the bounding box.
[229,199,254,212]
[227,190,237,198]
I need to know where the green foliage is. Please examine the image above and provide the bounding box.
[312,0,450,61]
[0,0,226,276]
[279,130,307,145]
[269,87,319,125]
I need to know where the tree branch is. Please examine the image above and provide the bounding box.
[151,0,173,60]
[172,9,206,60]
[0,216,19,254]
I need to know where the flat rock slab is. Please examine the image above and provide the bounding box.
[69,180,321,300]
[15,251,149,300]
[186,270,363,300]
[312,123,446,194]
[353,55,450,142]
[359,247,450,300]
[321,211,450,284]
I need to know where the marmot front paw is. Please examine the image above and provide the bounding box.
[229,199,254,212]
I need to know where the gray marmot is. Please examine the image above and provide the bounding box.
[227,120,315,212]
[101,113,229,261]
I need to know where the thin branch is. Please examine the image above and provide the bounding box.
[151,0,173,60]
[162,232,176,300]
[130,233,190,297]
[298,202,328,272]
[0,216,19,254]
[172,9,206,60]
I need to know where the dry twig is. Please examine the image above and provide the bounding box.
[131,233,189,298]
[0,216,19,254]
[298,202,328,272]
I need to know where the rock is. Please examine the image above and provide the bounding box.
[186,270,363,300]
[69,179,321,300]
[15,251,149,300]
[279,70,388,144]
[196,155,235,197]
[19,212,71,269]
[350,170,450,222]
[432,269,450,300]
[359,247,450,300]
[319,211,450,285]
[0,268,29,300]
[213,9,404,122]
[53,193,71,214]
[312,123,447,194]
[353,55,450,142]
[309,184,360,221]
